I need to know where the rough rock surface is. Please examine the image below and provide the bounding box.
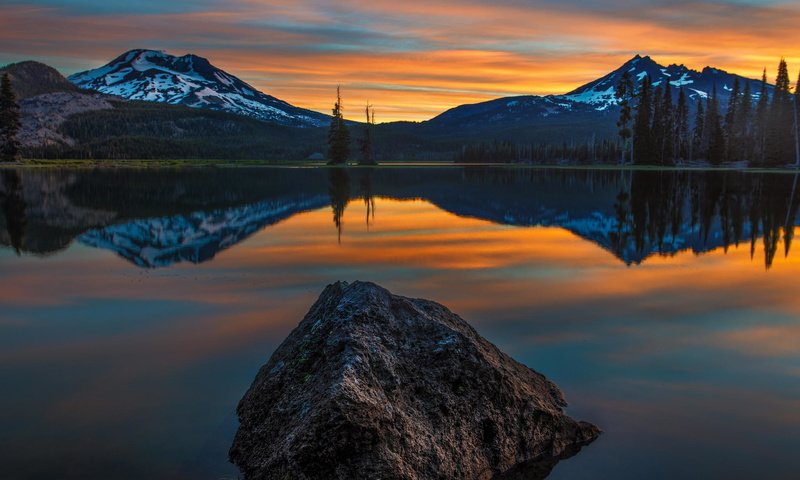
[19,92,114,147]
[230,281,599,479]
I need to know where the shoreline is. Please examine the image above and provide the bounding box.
[2,159,800,174]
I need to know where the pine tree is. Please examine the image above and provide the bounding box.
[707,86,726,165]
[754,68,770,166]
[358,103,377,165]
[793,71,800,167]
[0,73,22,162]
[724,78,740,162]
[660,82,675,165]
[614,70,634,164]
[735,81,753,161]
[692,99,705,161]
[327,86,350,165]
[632,75,652,165]
[675,88,689,162]
[765,59,793,166]
[652,84,664,164]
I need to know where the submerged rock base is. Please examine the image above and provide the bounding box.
[230,281,599,479]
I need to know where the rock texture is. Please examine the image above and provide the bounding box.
[230,281,599,480]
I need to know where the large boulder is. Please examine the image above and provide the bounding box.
[230,281,599,479]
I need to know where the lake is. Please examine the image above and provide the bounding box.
[1,166,799,479]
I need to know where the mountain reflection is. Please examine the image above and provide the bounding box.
[0,167,798,269]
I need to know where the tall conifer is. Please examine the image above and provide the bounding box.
[0,73,21,162]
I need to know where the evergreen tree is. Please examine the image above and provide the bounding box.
[327,86,350,165]
[614,70,634,164]
[765,59,793,166]
[632,75,653,165]
[675,87,689,162]
[724,77,740,161]
[754,68,770,166]
[706,86,726,165]
[652,84,664,164]
[659,82,675,165]
[794,71,800,167]
[0,73,22,162]
[692,99,705,161]
[358,103,376,165]
[734,81,753,161]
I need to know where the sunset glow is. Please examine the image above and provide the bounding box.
[1,0,799,121]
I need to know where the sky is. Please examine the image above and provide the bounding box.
[1,0,799,121]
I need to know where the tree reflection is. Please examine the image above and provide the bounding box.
[0,170,26,255]
[328,168,351,243]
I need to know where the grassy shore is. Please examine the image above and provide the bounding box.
[3,158,800,174]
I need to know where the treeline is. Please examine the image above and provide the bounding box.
[24,101,328,160]
[454,138,624,164]
[619,59,800,167]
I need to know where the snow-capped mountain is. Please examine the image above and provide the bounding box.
[426,55,769,131]
[562,54,766,110]
[68,49,329,127]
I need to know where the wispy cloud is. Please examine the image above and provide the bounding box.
[1,0,799,121]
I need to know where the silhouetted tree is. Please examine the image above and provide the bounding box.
[633,75,653,165]
[733,81,753,161]
[328,167,351,241]
[692,98,705,161]
[724,78,740,162]
[0,73,21,162]
[327,86,350,165]
[753,68,770,166]
[765,58,794,166]
[358,103,377,165]
[658,82,674,165]
[675,88,689,162]
[615,70,634,164]
[1,170,26,253]
[794,71,800,167]
[707,87,726,165]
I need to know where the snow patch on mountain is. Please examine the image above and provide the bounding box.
[69,49,329,127]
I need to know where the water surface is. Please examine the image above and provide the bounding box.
[1,167,799,479]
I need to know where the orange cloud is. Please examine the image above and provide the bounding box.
[1,1,800,121]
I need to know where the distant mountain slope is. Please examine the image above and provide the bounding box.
[0,61,115,148]
[0,61,80,99]
[424,55,770,134]
[69,49,329,127]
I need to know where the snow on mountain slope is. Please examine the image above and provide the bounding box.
[561,54,766,111]
[427,54,770,129]
[69,49,329,127]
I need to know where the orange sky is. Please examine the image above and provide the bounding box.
[1,0,799,121]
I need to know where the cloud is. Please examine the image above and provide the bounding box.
[0,0,799,121]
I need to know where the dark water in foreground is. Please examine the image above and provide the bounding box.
[1,166,799,479]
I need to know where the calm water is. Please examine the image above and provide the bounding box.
[1,166,799,479]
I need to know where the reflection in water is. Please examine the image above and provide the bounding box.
[328,167,351,243]
[3,167,798,269]
[1,171,800,479]
[0,170,27,254]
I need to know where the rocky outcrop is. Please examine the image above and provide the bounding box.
[19,92,114,148]
[230,281,599,479]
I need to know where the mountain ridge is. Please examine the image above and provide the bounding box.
[423,54,770,133]
[68,49,330,127]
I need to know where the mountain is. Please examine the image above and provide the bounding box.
[424,55,769,134]
[69,49,329,127]
[0,61,81,99]
[0,61,115,148]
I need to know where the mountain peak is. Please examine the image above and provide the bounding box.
[69,49,329,127]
